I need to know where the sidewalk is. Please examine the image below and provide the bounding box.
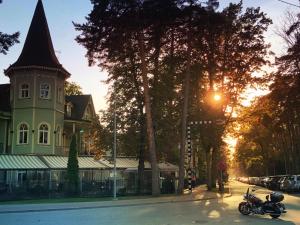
[0,185,231,214]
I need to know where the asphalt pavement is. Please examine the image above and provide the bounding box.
[0,181,299,225]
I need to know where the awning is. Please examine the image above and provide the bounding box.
[100,158,151,169]
[158,162,179,172]
[0,155,48,170]
[101,158,178,171]
[42,156,108,169]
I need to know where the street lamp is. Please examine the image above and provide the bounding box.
[113,104,117,200]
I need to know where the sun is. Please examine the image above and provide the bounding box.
[214,94,221,101]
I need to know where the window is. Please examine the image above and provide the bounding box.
[66,103,72,117]
[40,83,50,99]
[38,123,49,144]
[84,105,92,120]
[18,123,29,144]
[17,171,27,186]
[20,83,29,98]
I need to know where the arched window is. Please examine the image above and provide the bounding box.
[18,123,29,144]
[40,83,50,99]
[20,83,29,98]
[39,123,49,144]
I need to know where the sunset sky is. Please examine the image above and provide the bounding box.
[0,0,299,112]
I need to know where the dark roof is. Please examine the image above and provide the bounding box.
[5,0,70,77]
[0,84,11,112]
[65,95,92,121]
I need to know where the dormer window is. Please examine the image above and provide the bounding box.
[20,83,29,98]
[66,103,72,117]
[84,105,92,120]
[40,83,50,99]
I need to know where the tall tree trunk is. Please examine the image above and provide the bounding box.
[137,114,146,194]
[137,31,160,196]
[129,50,146,194]
[178,33,192,194]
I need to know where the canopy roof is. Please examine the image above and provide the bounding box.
[0,155,47,170]
[42,156,108,169]
[0,155,178,171]
[100,158,179,171]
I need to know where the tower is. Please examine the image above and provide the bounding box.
[4,0,70,155]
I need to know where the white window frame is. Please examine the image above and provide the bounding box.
[19,83,30,99]
[18,122,29,144]
[40,83,50,99]
[38,123,50,145]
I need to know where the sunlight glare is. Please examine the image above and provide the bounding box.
[214,94,221,101]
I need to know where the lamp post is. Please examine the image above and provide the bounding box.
[113,105,117,200]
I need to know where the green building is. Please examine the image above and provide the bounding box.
[0,0,96,156]
[0,1,178,199]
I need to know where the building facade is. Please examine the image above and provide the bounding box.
[0,0,178,199]
[0,0,96,156]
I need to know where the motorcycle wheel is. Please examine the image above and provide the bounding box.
[238,202,251,215]
[270,214,280,219]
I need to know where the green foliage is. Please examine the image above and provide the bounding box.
[64,81,83,96]
[66,135,79,196]
[0,1,19,54]
[74,0,272,191]
[232,9,300,176]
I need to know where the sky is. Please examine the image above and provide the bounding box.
[0,0,299,113]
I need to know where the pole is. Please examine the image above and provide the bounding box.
[187,123,192,193]
[113,105,117,200]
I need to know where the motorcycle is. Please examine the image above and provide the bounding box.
[238,188,287,219]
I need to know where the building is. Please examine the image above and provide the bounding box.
[0,0,178,199]
[0,0,96,156]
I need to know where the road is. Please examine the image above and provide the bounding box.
[0,181,299,225]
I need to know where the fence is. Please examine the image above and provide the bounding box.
[0,169,177,200]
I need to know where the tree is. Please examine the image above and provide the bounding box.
[0,2,19,54]
[65,81,83,95]
[74,0,184,196]
[66,135,79,195]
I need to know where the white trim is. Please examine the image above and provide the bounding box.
[37,122,51,145]
[56,125,62,147]
[17,122,30,145]
[32,75,36,153]
[53,78,57,154]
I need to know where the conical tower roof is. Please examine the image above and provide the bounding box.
[5,0,70,77]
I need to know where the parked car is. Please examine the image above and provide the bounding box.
[279,176,289,191]
[284,175,300,192]
[267,176,284,190]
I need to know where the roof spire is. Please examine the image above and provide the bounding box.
[5,0,70,77]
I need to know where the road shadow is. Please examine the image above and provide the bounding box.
[193,191,296,225]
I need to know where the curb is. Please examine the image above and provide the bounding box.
[0,190,233,214]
